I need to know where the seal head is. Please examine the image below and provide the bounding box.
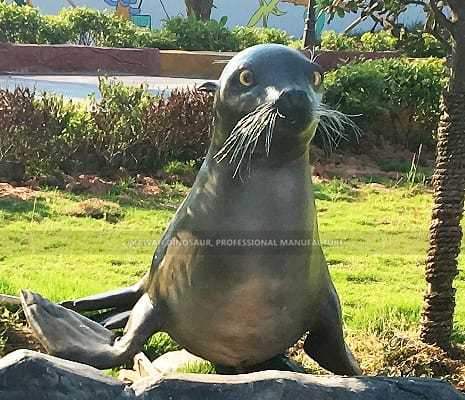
[202,44,324,176]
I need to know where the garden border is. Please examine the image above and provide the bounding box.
[0,43,401,77]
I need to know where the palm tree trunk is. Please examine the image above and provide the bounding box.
[185,0,214,20]
[420,38,465,349]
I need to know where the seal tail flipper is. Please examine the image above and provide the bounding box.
[60,274,148,312]
[97,310,131,330]
[21,290,162,369]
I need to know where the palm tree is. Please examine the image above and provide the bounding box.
[420,0,465,350]
[319,0,465,350]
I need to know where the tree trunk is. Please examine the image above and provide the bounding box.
[303,0,317,48]
[420,37,465,349]
[185,0,214,20]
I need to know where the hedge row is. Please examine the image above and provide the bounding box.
[321,30,447,58]
[0,80,213,175]
[0,3,446,57]
[324,57,446,150]
[0,3,294,51]
[0,58,446,176]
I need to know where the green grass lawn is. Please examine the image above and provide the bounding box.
[0,179,464,376]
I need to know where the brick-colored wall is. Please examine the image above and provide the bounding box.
[0,43,160,75]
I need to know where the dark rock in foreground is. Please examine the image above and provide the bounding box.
[0,350,463,400]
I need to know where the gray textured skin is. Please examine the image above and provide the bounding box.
[22,44,360,375]
[1,350,464,400]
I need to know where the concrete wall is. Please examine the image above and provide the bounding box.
[29,0,425,38]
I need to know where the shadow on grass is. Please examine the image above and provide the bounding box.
[0,197,52,222]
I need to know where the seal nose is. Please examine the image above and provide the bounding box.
[276,89,311,121]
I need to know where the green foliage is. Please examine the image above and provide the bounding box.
[162,16,239,51]
[359,30,398,51]
[162,160,197,176]
[314,178,357,202]
[0,80,213,176]
[0,87,80,175]
[398,31,447,58]
[320,29,447,58]
[145,332,182,359]
[0,3,41,43]
[321,30,399,52]
[177,360,216,374]
[323,57,447,150]
[232,26,293,49]
[49,7,177,49]
[248,0,286,28]
[321,30,359,51]
[0,3,297,51]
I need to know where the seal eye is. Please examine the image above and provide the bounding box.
[239,70,254,87]
[312,71,322,88]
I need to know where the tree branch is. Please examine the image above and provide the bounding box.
[343,1,379,34]
[429,0,455,34]
[427,21,452,51]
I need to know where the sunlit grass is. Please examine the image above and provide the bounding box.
[0,179,464,373]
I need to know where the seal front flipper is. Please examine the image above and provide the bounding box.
[21,290,163,369]
[303,278,361,376]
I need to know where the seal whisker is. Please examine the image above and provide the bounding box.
[265,111,278,157]
[244,110,275,175]
[215,104,273,162]
[232,110,275,177]
[315,104,361,153]
[214,101,282,178]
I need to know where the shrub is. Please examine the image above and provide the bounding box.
[38,15,73,44]
[398,31,447,58]
[0,3,301,51]
[162,16,239,51]
[0,3,42,43]
[320,29,447,58]
[232,26,293,49]
[0,87,80,175]
[359,31,398,51]
[0,79,214,176]
[320,30,359,51]
[323,57,447,150]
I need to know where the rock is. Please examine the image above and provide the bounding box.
[0,350,463,400]
[0,350,131,400]
[133,371,465,400]
[65,175,114,195]
[151,349,206,374]
[0,161,25,183]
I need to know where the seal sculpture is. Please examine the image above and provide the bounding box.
[19,44,361,375]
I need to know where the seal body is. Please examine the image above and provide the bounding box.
[22,44,361,376]
[153,155,321,366]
